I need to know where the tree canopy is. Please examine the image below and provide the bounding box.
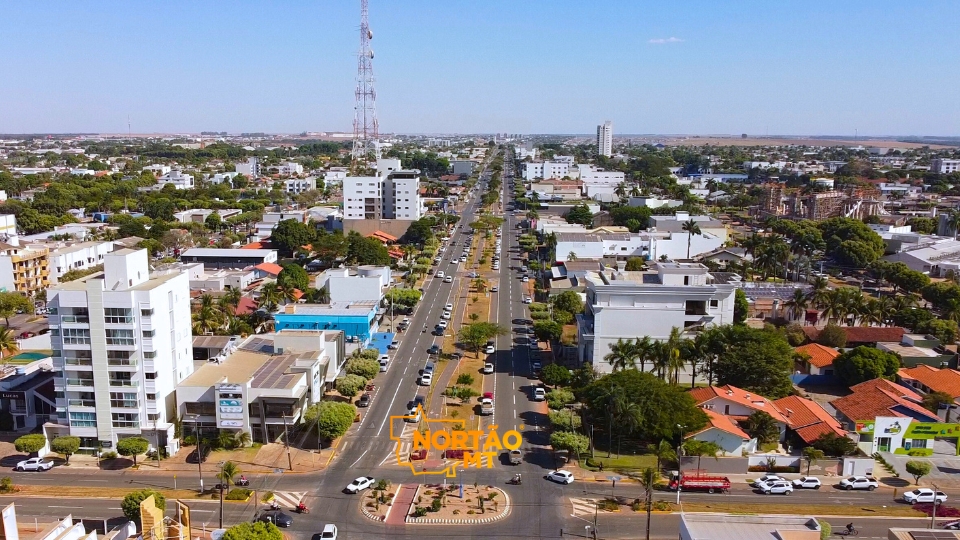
[832,346,901,386]
[303,401,356,441]
[712,325,795,399]
[222,522,283,540]
[121,489,166,521]
[818,217,886,268]
[271,219,315,256]
[277,264,309,292]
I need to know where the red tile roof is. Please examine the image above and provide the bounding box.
[235,296,258,316]
[773,395,846,443]
[802,326,907,345]
[795,343,840,369]
[830,378,938,423]
[241,241,274,250]
[367,230,398,244]
[689,385,789,423]
[899,365,960,399]
[254,262,283,277]
[688,408,751,440]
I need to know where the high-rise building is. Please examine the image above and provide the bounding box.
[236,157,260,178]
[343,159,422,220]
[47,248,194,455]
[597,121,613,157]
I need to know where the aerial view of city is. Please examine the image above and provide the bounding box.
[1,1,960,539]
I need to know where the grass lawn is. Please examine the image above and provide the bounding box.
[582,453,659,471]
[759,441,779,452]
[561,324,577,346]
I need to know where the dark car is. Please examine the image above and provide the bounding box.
[406,395,426,411]
[187,445,211,464]
[357,393,372,407]
[428,345,441,355]
[259,511,293,528]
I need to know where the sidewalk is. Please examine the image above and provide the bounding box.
[385,484,417,525]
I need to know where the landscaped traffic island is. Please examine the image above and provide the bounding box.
[360,483,510,524]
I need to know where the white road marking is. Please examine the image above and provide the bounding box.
[349,449,370,468]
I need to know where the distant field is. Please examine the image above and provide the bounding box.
[661,136,953,149]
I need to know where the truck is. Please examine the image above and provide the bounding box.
[668,472,731,494]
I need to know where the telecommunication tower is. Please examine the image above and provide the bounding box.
[352,0,380,165]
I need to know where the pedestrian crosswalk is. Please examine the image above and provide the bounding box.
[271,491,306,509]
[569,497,614,517]
[444,452,493,468]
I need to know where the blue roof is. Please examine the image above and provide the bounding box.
[369,332,395,355]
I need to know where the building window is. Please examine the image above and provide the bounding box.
[62,328,91,345]
[141,309,154,317]
[710,300,719,308]
[142,330,155,338]
[69,412,96,427]
[110,392,138,408]
[106,329,135,346]
[685,300,707,316]
[104,308,133,324]
[144,351,157,359]
[146,393,156,401]
[112,413,139,428]
[145,372,157,380]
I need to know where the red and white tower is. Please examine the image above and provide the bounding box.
[352,0,379,163]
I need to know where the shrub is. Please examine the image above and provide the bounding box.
[915,504,960,518]
[456,374,475,385]
[430,498,442,512]
[222,522,283,540]
[225,488,252,500]
[819,520,832,540]
[548,410,582,432]
[100,451,118,460]
[545,388,575,410]
[346,358,380,380]
[121,489,166,521]
[13,434,46,454]
[746,465,799,473]
[598,499,620,511]
[0,477,14,493]
[412,507,428,518]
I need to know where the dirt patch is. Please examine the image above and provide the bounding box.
[662,136,954,150]
[407,483,506,521]
[678,501,925,517]
[361,482,398,521]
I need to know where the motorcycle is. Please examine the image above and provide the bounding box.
[508,475,522,485]
[295,505,309,514]
[235,478,250,487]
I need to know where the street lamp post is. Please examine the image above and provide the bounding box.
[676,424,686,505]
[217,460,225,529]
[281,414,294,471]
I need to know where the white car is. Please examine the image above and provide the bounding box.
[792,476,821,489]
[320,524,338,540]
[437,271,445,279]
[547,470,575,484]
[438,320,448,330]
[522,276,529,282]
[839,476,878,491]
[903,488,947,504]
[491,286,498,292]
[752,474,784,487]
[345,476,375,493]
[761,481,793,495]
[442,311,452,320]
[444,276,454,283]
[484,344,496,354]
[419,372,433,386]
[522,297,532,304]
[15,457,53,472]
[483,363,494,374]
[533,387,546,401]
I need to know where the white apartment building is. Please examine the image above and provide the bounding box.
[522,161,575,181]
[143,165,171,177]
[48,241,116,284]
[597,121,613,157]
[343,158,422,220]
[577,262,741,374]
[578,164,625,185]
[156,171,195,190]
[208,172,239,185]
[252,210,309,241]
[235,157,261,178]
[284,177,317,195]
[556,229,725,263]
[316,266,392,304]
[931,158,960,174]
[46,249,194,455]
[275,161,304,176]
[0,214,17,240]
[324,169,348,185]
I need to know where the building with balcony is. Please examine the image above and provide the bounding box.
[342,158,423,221]
[44,248,194,455]
[577,262,741,374]
[176,331,343,443]
[0,241,50,296]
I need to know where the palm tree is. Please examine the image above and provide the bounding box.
[199,293,216,311]
[221,288,243,309]
[646,440,677,472]
[629,183,642,198]
[802,447,825,476]
[614,182,627,201]
[807,276,831,308]
[0,327,18,361]
[472,277,487,293]
[567,251,578,262]
[633,336,654,372]
[613,397,643,458]
[235,431,252,448]
[948,209,960,240]
[683,439,721,470]
[604,339,637,371]
[217,460,241,485]
[258,282,283,312]
[682,219,702,259]
[192,305,224,335]
[783,288,810,323]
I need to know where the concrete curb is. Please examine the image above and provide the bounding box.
[404,486,510,524]
[358,486,399,522]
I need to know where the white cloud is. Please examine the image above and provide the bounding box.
[648,37,684,44]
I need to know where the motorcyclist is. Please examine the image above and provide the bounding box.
[239,475,246,484]
[270,500,280,511]
[297,502,307,513]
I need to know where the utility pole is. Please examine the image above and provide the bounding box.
[217,460,225,528]
[931,483,940,529]
[282,414,293,471]
[676,424,686,505]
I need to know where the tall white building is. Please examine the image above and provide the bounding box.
[343,158,422,220]
[236,157,260,178]
[597,121,613,158]
[577,262,740,374]
[46,248,194,455]
[931,158,960,174]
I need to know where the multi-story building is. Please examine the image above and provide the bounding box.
[235,157,260,178]
[143,165,171,178]
[0,214,18,239]
[179,248,278,269]
[284,177,317,195]
[342,159,422,220]
[47,241,115,284]
[577,262,741,374]
[156,171,194,190]
[758,183,785,217]
[597,121,613,158]
[274,161,304,176]
[931,158,960,174]
[0,241,49,296]
[521,161,575,181]
[45,248,194,455]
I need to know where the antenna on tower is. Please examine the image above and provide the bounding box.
[128,115,131,137]
[352,0,380,173]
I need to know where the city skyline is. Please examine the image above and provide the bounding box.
[1,0,959,135]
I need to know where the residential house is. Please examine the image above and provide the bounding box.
[830,378,939,441]
[898,364,960,408]
[801,325,907,347]
[773,395,847,448]
[795,343,840,376]
[689,384,789,443]
[685,408,755,455]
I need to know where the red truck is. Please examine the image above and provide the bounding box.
[668,472,731,494]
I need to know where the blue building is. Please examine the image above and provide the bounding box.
[274,301,379,344]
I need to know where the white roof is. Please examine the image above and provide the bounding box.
[182,248,276,258]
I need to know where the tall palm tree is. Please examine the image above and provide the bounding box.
[472,277,487,293]
[629,183,642,198]
[646,440,677,472]
[192,306,224,335]
[682,219,702,259]
[604,339,637,372]
[221,288,243,309]
[198,293,216,311]
[633,336,654,372]
[614,182,627,201]
[783,288,810,323]
[257,282,283,312]
[948,209,960,240]
[567,251,578,262]
[217,460,241,484]
[639,467,659,540]
[0,327,19,361]
[807,276,831,308]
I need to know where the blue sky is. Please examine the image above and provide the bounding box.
[1,0,958,135]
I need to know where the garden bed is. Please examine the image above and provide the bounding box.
[406,483,508,523]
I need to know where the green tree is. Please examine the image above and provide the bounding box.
[13,433,46,454]
[916,319,959,345]
[346,231,391,266]
[384,288,422,310]
[713,325,795,399]
[745,411,780,444]
[734,289,749,324]
[551,291,585,315]
[646,440,677,471]
[817,324,847,347]
[277,264,309,291]
[336,374,367,397]
[458,322,507,357]
[116,437,150,465]
[345,357,380,380]
[548,409,582,431]
[218,461,241,484]
[549,431,589,456]
[400,218,435,246]
[533,320,563,342]
[682,439,720,469]
[625,257,646,271]
[922,391,955,413]
[604,338,639,372]
[221,522,283,540]
[50,436,80,463]
[802,447,825,476]
[818,217,886,268]
[303,401,356,442]
[271,219,316,256]
[121,489,166,521]
[541,364,572,387]
[565,204,594,226]
[204,212,222,232]
[0,292,33,326]
[546,388,575,409]
[905,460,932,485]
[832,346,901,386]
[811,432,857,456]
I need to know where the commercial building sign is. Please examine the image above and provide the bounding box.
[856,417,960,456]
[216,383,245,429]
